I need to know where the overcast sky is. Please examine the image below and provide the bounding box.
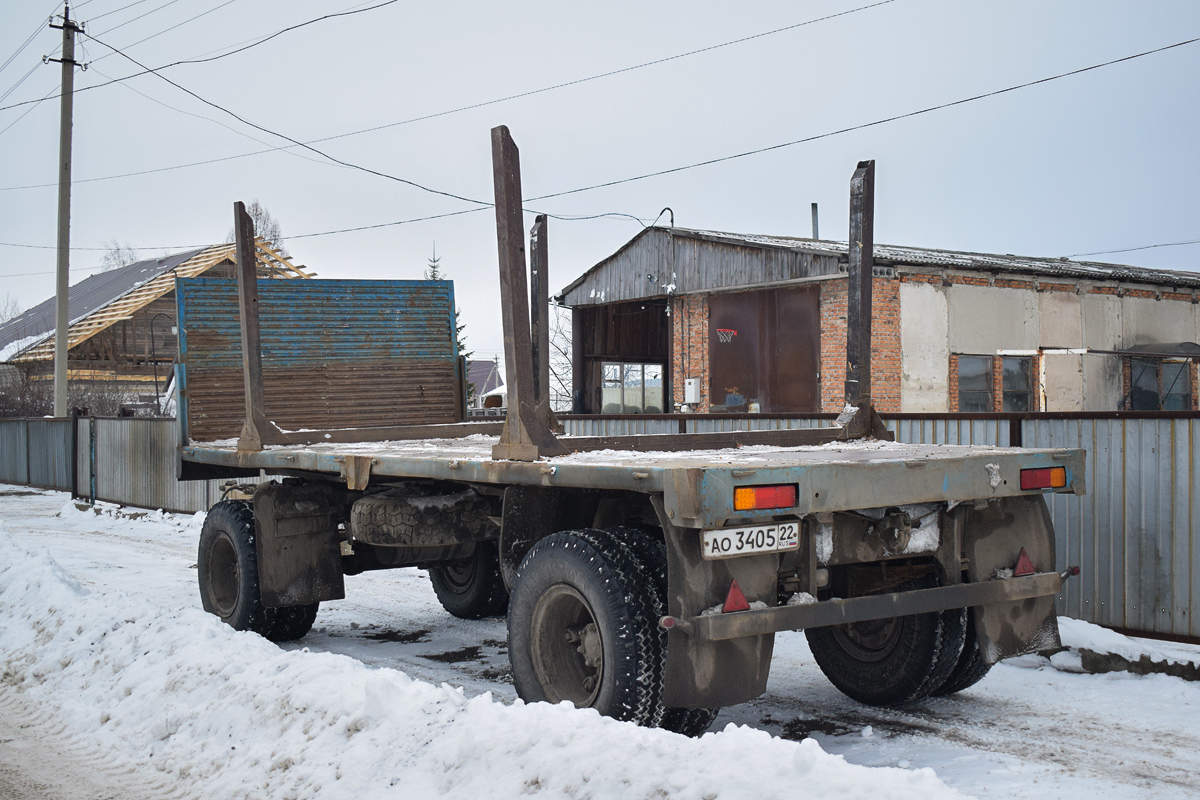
[2,0,1198,361]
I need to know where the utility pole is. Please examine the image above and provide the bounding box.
[50,6,82,417]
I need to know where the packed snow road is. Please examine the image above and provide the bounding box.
[2,486,1198,799]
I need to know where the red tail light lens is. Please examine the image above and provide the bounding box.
[733,484,798,511]
[1020,467,1067,491]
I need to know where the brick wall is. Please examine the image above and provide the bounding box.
[662,270,1200,415]
[670,294,710,411]
[818,277,901,412]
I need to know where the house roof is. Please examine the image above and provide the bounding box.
[0,247,208,360]
[467,359,503,395]
[557,226,1200,306]
[1,240,311,363]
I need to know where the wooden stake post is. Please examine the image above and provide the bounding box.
[490,127,568,461]
[844,160,875,409]
[233,201,281,451]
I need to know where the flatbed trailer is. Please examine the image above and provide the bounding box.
[180,132,1084,734]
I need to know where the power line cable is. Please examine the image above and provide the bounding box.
[89,0,183,40]
[0,84,58,137]
[84,31,496,208]
[274,0,898,147]
[526,35,1200,202]
[0,62,42,105]
[88,63,339,168]
[0,0,895,175]
[0,201,652,264]
[5,22,1199,259]
[1065,239,1200,259]
[85,0,153,24]
[87,0,241,62]
[0,0,403,111]
[0,0,243,135]
[0,15,50,78]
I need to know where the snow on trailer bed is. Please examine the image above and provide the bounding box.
[182,435,1085,518]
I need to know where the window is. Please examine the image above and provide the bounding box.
[1001,357,1033,412]
[957,355,1036,412]
[1129,359,1192,411]
[957,356,992,412]
[601,362,664,413]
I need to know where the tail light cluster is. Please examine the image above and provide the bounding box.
[1019,466,1067,491]
[733,484,798,511]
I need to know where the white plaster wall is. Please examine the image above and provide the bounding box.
[1080,293,1121,350]
[1039,292,1083,348]
[1042,353,1084,411]
[899,282,949,412]
[947,284,1039,354]
[1082,353,1121,410]
[1120,295,1199,347]
[1038,293,1084,411]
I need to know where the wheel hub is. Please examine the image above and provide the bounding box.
[831,616,901,662]
[206,531,240,618]
[529,584,603,707]
[441,553,477,592]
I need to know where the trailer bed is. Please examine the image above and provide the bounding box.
[182,435,1083,529]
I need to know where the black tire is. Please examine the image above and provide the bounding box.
[931,611,993,696]
[350,487,491,547]
[805,579,966,707]
[197,499,319,642]
[429,540,509,619]
[659,707,721,737]
[507,530,664,725]
[609,526,720,736]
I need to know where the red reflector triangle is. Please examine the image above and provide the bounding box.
[722,578,751,613]
[1013,548,1036,577]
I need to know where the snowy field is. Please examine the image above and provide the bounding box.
[1,486,1199,799]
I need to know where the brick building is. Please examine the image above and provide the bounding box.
[557,227,1200,414]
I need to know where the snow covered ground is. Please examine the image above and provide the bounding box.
[1,486,1198,799]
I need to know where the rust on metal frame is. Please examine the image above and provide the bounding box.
[673,571,1064,642]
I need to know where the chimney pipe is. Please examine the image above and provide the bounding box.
[811,202,819,239]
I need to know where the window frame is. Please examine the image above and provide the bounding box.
[600,361,665,414]
[1127,357,1193,411]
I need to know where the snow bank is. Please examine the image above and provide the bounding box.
[0,524,966,800]
[1058,617,1200,667]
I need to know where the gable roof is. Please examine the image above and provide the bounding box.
[558,226,1200,307]
[1,240,311,363]
[467,359,503,395]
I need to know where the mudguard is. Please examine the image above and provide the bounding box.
[652,497,775,708]
[963,495,1062,663]
[254,481,346,608]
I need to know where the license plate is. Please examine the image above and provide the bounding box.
[701,522,800,560]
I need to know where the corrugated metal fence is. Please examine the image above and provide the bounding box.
[1027,417,1199,640]
[0,417,253,514]
[1,413,1197,639]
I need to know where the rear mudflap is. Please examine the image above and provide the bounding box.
[963,494,1062,663]
[652,497,775,708]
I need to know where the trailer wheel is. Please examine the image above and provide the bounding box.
[931,611,992,696]
[805,580,966,706]
[197,499,319,642]
[507,530,664,725]
[609,526,719,736]
[429,541,509,619]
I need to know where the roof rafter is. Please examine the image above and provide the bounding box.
[13,240,311,363]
